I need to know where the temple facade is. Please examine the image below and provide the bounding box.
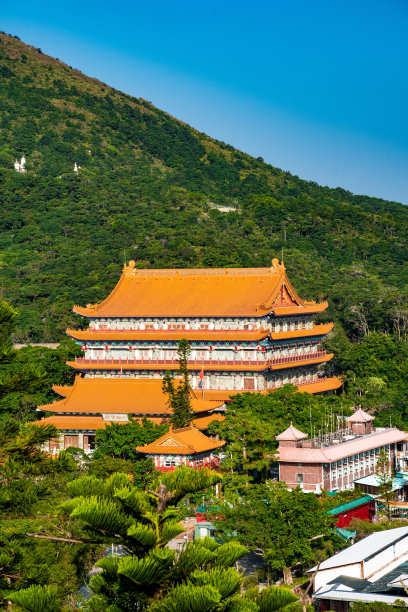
[36,378,225,453]
[66,258,341,395]
[37,257,341,451]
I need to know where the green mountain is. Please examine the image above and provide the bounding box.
[1,32,408,342]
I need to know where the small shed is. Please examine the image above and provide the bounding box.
[326,495,376,528]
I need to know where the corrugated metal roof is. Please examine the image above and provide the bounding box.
[327,495,374,515]
[310,527,408,571]
[355,475,408,491]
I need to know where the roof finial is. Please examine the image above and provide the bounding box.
[270,257,284,273]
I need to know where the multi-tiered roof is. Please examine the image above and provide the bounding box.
[36,258,341,450]
[72,258,327,318]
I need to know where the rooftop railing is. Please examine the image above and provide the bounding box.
[74,350,327,368]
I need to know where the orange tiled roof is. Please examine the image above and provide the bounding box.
[296,376,343,394]
[192,414,225,429]
[52,385,73,397]
[271,303,328,316]
[35,415,107,430]
[270,323,333,340]
[73,259,326,318]
[38,377,224,415]
[34,412,223,432]
[66,329,271,341]
[67,360,272,372]
[66,323,333,343]
[34,414,164,430]
[136,425,225,455]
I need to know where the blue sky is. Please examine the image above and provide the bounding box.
[2,0,408,203]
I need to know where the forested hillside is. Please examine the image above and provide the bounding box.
[1,32,408,343]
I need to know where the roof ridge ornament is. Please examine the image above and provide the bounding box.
[270,258,285,273]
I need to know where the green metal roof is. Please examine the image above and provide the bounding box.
[327,495,374,516]
[336,527,357,540]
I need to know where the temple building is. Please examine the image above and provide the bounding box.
[136,425,225,471]
[276,409,408,493]
[67,258,340,394]
[36,377,225,453]
[37,257,342,450]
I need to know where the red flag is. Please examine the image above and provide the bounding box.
[199,367,204,380]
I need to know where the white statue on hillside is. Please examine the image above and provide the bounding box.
[14,155,27,173]
[74,162,81,173]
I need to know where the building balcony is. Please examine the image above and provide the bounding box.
[156,458,221,472]
[66,323,332,342]
[70,350,330,371]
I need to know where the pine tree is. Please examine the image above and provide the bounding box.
[7,584,61,612]
[162,339,194,428]
[375,448,394,520]
[51,467,302,611]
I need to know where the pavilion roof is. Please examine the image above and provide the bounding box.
[136,425,225,455]
[38,376,223,415]
[73,259,327,319]
[346,407,375,423]
[276,422,308,441]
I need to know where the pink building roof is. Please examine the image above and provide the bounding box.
[278,428,407,464]
[276,422,308,441]
[346,407,375,423]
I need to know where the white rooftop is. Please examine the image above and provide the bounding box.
[310,527,408,571]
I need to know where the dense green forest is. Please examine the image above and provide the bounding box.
[1,32,408,346]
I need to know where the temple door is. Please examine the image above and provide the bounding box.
[64,435,79,448]
[243,378,255,390]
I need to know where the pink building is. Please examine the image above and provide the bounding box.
[276,409,408,493]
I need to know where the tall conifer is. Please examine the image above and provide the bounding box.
[162,339,194,428]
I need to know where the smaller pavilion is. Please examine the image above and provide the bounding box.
[276,422,309,446]
[136,425,225,471]
[346,407,374,435]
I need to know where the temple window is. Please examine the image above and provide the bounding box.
[243,378,255,390]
